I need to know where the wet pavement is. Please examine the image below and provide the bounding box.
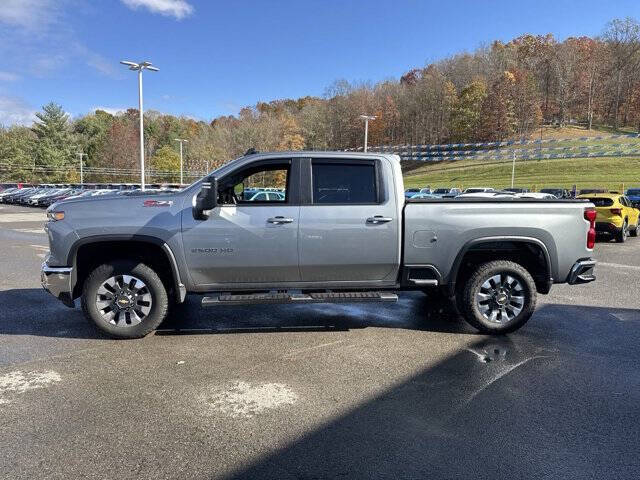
[0,204,639,479]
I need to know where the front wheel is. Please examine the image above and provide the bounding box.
[460,260,537,334]
[81,260,169,339]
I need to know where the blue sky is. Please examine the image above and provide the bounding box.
[1,0,640,126]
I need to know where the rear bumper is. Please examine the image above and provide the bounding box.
[567,259,596,285]
[595,221,622,233]
[41,262,75,307]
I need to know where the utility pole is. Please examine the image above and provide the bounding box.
[76,152,88,184]
[511,150,516,188]
[174,138,188,185]
[120,60,159,190]
[359,115,376,152]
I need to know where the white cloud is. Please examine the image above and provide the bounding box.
[0,71,20,82]
[0,2,119,78]
[92,106,128,116]
[120,0,194,19]
[0,96,37,126]
[0,0,58,30]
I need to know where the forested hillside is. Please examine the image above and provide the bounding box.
[2,17,640,183]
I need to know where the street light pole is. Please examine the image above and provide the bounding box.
[174,138,188,185]
[359,115,376,152]
[76,152,87,184]
[120,60,159,191]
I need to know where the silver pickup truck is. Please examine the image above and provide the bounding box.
[41,152,596,338]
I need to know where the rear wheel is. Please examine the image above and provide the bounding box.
[460,260,537,334]
[82,260,168,339]
[630,218,639,237]
[615,220,628,243]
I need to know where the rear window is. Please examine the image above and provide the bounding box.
[312,162,377,204]
[586,197,613,207]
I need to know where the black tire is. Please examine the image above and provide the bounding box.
[81,260,169,339]
[615,221,628,243]
[630,218,639,237]
[460,260,537,334]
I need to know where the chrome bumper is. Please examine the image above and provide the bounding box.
[567,259,596,285]
[41,262,75,307]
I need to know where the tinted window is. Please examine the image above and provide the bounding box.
[312,162,377,204]
[627,189,640,195]
[586,197,613,207]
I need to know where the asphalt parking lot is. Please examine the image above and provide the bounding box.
[0,204,639,480]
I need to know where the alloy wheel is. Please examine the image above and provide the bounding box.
[95,275,152,326]
[476,273,525,324]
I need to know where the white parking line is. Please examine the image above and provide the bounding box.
[0,213,47,222]
[14,228,46,234]
[597,262,640,271]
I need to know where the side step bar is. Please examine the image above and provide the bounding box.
[202,291,398,307]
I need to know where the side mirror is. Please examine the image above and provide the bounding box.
[193,176,218,220]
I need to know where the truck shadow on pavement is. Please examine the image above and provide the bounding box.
[0,289,473,338]
[2,289,638,342]
[218,309,640,480]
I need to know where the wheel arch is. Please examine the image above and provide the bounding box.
[69,235,186,303]
[447,236,554,297]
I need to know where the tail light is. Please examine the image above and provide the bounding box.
[610,208,622,216]
[584,207,596,249]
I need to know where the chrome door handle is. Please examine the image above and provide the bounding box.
[267,216,294,224]
[366,216,393,224]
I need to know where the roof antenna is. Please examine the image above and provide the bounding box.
[244,147,257,155]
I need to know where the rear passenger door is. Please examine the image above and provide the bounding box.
[298,158,400,283]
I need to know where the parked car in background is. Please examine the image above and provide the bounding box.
[578,188,607,195]
[419,187,432,194]
[504,187,530,194]
[577,193,639,242]
[431,187,461,197]
[516,192,556,199]
[29,188,69,206]
[40,189,84,207]
[7,187,39,204]
[625,188,640,208]
[248,191,285,201]
[0,187,20,199]
[540,188,570,199]
[462,187,497,194]
[410,193,440,199]
[456,191,515,199]
[404,188,421,198]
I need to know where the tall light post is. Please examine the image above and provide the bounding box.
[174,138,188,185]
[359,115,376,152]
[120,60,159,190]
[76,152,87,185]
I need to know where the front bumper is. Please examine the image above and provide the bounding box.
[41,262,75,307]
[567,259,596,285]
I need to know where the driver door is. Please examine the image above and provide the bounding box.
[181,159,300,287]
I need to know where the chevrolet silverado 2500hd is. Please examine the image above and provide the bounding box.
[41,152,597,338]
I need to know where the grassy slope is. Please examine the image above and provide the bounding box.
[403,126,640,191]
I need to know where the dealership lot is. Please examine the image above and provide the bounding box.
[0,204,639,479]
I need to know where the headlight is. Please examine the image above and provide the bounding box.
[47,211,65,221]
